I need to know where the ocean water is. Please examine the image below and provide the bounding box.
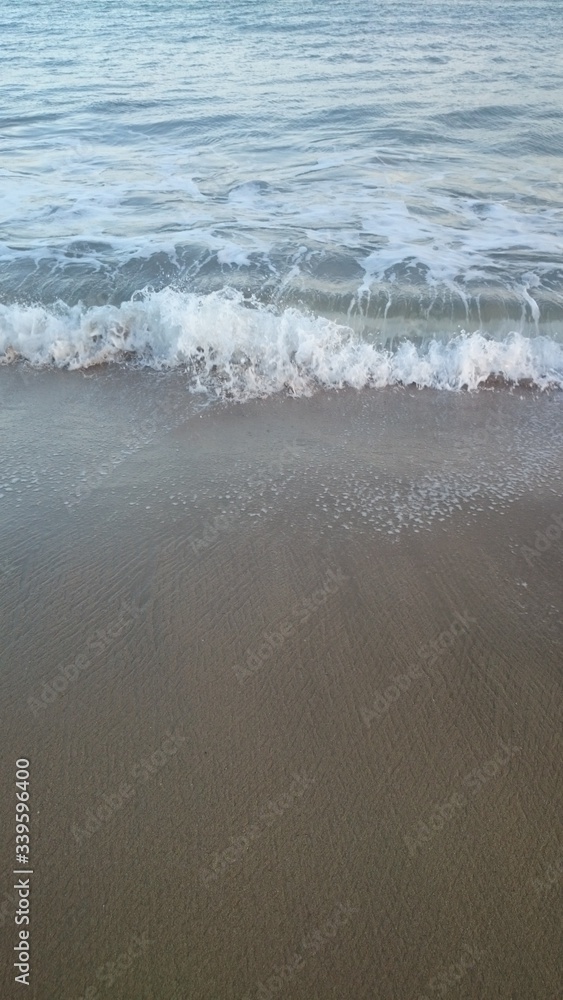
[1,0,563,395]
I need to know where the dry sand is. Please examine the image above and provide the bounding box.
[0,367,562,999]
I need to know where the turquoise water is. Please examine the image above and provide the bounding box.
[1,0,563,389]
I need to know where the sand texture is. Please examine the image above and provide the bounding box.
[1,369,562,999]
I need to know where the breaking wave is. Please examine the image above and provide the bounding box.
[1,287,562,398]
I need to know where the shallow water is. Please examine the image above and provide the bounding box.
[1,0,562,391]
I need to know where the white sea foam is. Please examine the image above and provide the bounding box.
[1,288,562,397]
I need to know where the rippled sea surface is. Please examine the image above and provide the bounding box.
[1,0,563,391]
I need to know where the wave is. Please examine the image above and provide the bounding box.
[1,287,562,397]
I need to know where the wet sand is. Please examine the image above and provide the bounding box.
[0,368,562,999]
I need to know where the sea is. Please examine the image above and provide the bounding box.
[1,0,563,398]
